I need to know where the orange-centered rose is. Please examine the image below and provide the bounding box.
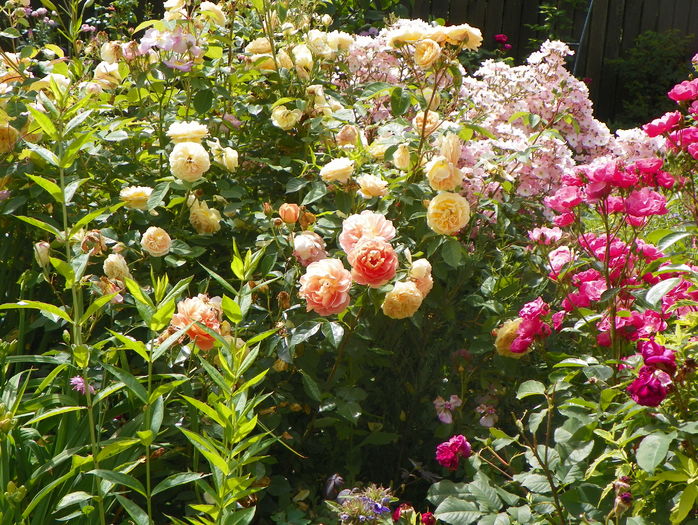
[347,237,398,287]
[298,258,352,316]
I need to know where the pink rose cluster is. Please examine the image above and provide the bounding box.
[510,297,552,354]
[435,434,472,470]
[644,77,698,160]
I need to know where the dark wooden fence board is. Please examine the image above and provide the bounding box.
[408,0,698,120]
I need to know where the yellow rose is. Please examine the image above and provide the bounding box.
[120,186,153,210]
[356,174,388,198]
[421,87,441,110]
[292,43,313,70]
[271,105,302,130]
[0,122,19,153]
[426,156,462,191]
[199,1,226,26]
[93,61,121,88]
[245,37,273,54]
[494,318,529,358]
[414,39,441,68]
[439,132,461,165]
[382,281,423,319]
[169,142,211,182]
[427,191,470,235]
[103,253,131,282]
[319,158,354,183]
[189,200,222,234]
[34,241,50,268]
[100,41,121,64]
[249,54,276,71]
[336,124,360,148]
[412,110,441,136]
[393,143,411,171]
[215,147,238,171]
[167,121,209,143]
[326,30,353,52]
[367,141,390,160]
[444,24,483,49]
[141,226,172,257]
[276,49,294,69]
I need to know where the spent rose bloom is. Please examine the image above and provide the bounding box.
[439,132,461,165]
[381,281,423,319]
[0,122,19,153]
[271,105,302,130]
[433,395,462,424]
[141,226,172,257]
[339,211,396,254]
[170,294,222,351]
[347,237,398,287]
[335,124,360,148]
[189,200,222,234]
[319,157,354,183]
[494,318,529,358]
[167,121,209,143]
[426,192,470,235]
[293,231,327,266]
[298,259,352,316]
[435,434,472,470]
[393,143,411,170]
[169,142,211,182]
[103,253,131,282]
[120,186,153,210]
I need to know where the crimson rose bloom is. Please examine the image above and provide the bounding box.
[627,366,672,407]
[435,434,472,470]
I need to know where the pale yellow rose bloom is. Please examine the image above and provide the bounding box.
[292,44,313,70]
[427,191,470,235]
[368,141,390,160]
[276,49,294,69]
[215,147,238,171]
[120,186,153,210]
[271,105,302,130]
[393,143,411,171]
[169,142,211,182]
[245,37,273,54]
[409,258,433,297]
[412,110,441,136]
[336,124,360,148]
[100,41,121,64]
[414,39,441,68]
[141,227,171,257]
[382,281,424,319]
[421,87,441,110]
[167,121,209,143]
[199,1,226,26]
[357,174,388,198]
[189,200,222,234]
[93,61,121,88]
[103,253,131,282]
[443,24,483,49]
[319,158,354,183]
[34,241,50,267]
[426,156,462,191]
[439,132,461,165]
[0,122,19,153]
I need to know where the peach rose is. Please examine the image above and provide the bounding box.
[245,37,273,54]
[409,258,433,297]
[412,110,440,136]
[348,237,398,287]
[170,294,222,351]
[414,38,441,68]
[427,192,470,235]
[444,23,483,49]
[494,318,528,358]
[299,258,352,316]
[382,281,423,319]
[141,226,172,257]
[336,124,360,148]
[103,253,131,282]
[293,231,327,266]
[339,210,396,255]
[189,200,221,234]
[279,203,300,224]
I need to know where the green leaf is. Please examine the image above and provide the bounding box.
[15,215,61,236]
[103,363,148,404]
[512,473,551,493]
[115,495,149,525]
[390,86,411,116]
[301,372,322,402]
[516,380,546,400]
[80,293,118,324]
[321,322,344,348]
[25,141,60,166]
[442,238,463,268]
[71,202,125,233]
[152,472,207,496]
[645,277,681,308]
[469,478,502,512]
[148,182,170,210]
[96,438,140,462]
[434,497,482,525]
[359,81,393,100]
[149,299,175,331]
[181,428,230,476]
[109,330,150,362]
[637,432,675,473]
[88,469,145,496]
[27,105,57,138]
[55,491,93,511]
[0,300,72,323]
[181,395,224,426]
[26,174,63,203]
[222,295,242,324]
[26,405,85,425]
[671,484,698,524]
[65,109,93,134]
[193,89,214,114]
[301,181,327,206]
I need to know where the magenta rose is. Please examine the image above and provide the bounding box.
[435,434,472,470]
[627,365,672,407]
[624,188,667,217]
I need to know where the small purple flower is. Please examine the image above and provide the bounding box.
[70,376,95,395]
[433,395,462,424]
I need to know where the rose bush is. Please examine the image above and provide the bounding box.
[0,0,696,523]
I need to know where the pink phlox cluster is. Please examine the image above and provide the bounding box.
[510,297,551,353]
[612,128,666,162]
[345,34,400,84]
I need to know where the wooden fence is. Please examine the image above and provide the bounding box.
[409,0,698,121]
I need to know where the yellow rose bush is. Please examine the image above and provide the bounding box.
[0,1,691,523]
